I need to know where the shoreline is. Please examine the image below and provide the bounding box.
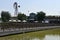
[0,26,60,37]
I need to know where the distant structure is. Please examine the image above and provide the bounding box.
[27,13,36,22]
[13,2,20,17]
[9,2,20,22]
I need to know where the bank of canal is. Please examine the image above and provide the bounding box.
[0,28,60,40]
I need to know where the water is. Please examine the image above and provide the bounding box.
[44,35,60,40]
[22,35,60,40]
[0,28,60,40]
[20,28,60,40]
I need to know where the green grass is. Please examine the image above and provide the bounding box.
[0,28,60,40]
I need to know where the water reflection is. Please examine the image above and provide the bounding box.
[44,35,60,40]
[30,35,60,40]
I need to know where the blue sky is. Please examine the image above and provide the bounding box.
[0,0,60,16]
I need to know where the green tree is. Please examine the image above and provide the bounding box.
[27,13,36,22]
[36,11,46,22]
[17,13,26,21]
[1,11,11,22]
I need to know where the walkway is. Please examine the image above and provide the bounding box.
[0,26,60,36]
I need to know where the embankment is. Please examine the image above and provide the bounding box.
[0,22,60,36]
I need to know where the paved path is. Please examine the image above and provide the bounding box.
[0,26,60,36]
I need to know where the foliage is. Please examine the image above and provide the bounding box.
[36,11,46,22]
[0,18,1,20]
[30,13,36,20]
[27,13,36,22]
[1,11,11,22]
[17,13,26,21]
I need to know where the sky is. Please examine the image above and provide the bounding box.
[0,0,60,16]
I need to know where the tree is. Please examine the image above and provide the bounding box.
[1,11,11,22]
[17,13,26,21]
[36,11,46,22]
[27,13,36,22]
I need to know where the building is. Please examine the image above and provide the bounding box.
[44,16,60,23]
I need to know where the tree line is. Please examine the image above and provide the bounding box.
[1,11,46,22]
[1,11,60,23]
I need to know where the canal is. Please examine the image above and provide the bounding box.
[0,28,60,40]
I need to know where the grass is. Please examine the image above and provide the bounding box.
[0,28,60,40]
